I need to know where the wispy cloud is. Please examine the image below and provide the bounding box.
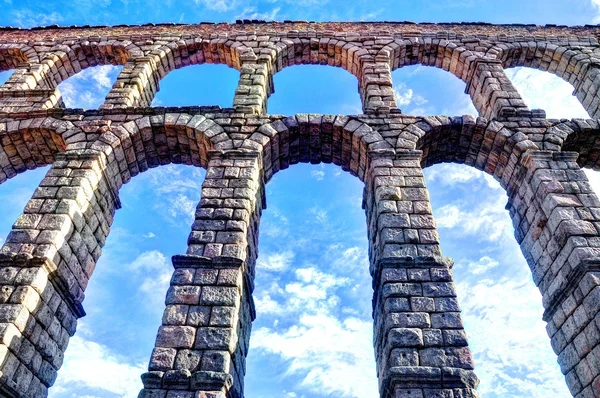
[434,188,512,242]
[455,261,569,397]
[394,82,428,110]
[12,9,63,27]
[251,265,376,397]
[122,165,203,226]
[194,0,239,12]
[127,250,172,308]
[426,163,499,188]
[236,6,281,20]
[58,65,122,109]
[310,169,325,181]
[257,250,295,271]
[592,0,600,23]
[506,67,589,119]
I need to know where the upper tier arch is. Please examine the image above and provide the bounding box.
[90,113,232,187]
[491,42,598,118]
[0,45,37,72]
[239,115,392,182]
[0,117,73,184]
[409,115,539,188]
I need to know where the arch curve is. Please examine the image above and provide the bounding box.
[413,115,538,188]
[38,39,138,88]
[91,114,234,186]
[492,42,598,118]
[0,117,72,183]
[240,114,393,182]
[269,38,370,80]
[381,38,494,84]
[0,44,38,72]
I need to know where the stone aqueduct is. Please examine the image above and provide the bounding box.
[0,20,597,398]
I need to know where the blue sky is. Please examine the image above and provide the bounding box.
[0,2,597,398]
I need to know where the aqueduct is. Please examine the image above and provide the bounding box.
[0,20,596,398]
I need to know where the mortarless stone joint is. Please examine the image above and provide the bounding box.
[0,20,597,398]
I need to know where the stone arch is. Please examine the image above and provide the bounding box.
[0,45,43,97]
[0,117,72,184]
[0,44,38,72]
[267,38,387,113]
[103,38,252,109]
[549,119,600,170]
[492,42,598,118]
[380,39,530,118]
[269,37,367,78]
[382,38,492,83]
[150,38,248,76]
[412,115,538,188]
[38,40,137,88]
[239,114,393,182]
[90,113,233,187]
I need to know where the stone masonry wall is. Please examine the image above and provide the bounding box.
[0,20,596,398]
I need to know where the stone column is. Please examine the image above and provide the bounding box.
[364,150,479,398]
[0,149,120,397]
[360,52,399,114]
[506,150,600,397]
[0,64,63,112]
[233,54,273,115]
[101,57,159,109]
[466,59,543,119]
[139,150,264,398]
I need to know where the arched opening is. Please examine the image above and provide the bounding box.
[268,65,362,115]
[423,162,571,396]
[57,65,122,109]
[391,65,477,116]
[245,163,377,397]
[505,67,590,119]
[52,164,206,396]
[152,64,239,107]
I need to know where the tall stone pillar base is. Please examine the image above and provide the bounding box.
[374,257,479,398]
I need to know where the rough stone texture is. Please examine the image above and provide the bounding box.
[0,20,596,398]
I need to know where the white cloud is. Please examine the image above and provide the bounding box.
[308,206,328,223]
[260,205,290,238]
[194,0,238,12]
[252,314,376,397]
[310,169,325,181]
[126,165,203,226]
[143,232,156,238]
[585,169,600,197]
[257,250,295,271]
[506,67,589,119]
[12,9,63,28]
[127,250,172,309]
[435,203,461,228]
[236,6,280,20]
[456,271,570,397]
[592,0,600,23]
[394,82,428,109]
[460,255,500,275]
[58,65,122,109]
[434,194,513,242]
[51,334,145,397]
[251,263,376,397]
[426,164,491,186]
